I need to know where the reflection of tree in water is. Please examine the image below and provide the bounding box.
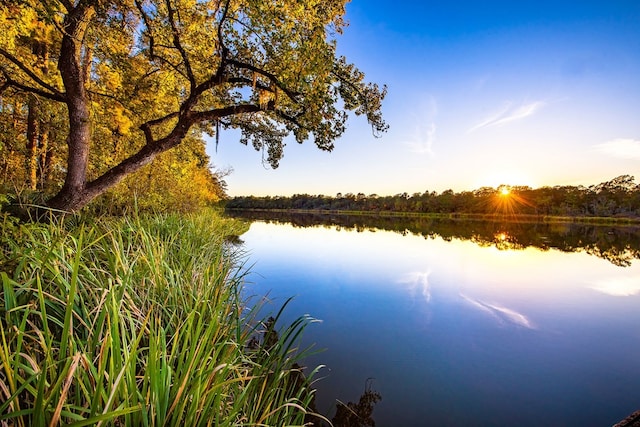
[490,231,525,251]
[226,210,640,267]
[247,316,382,427]
[582,244,637,267]
[332,379,382,427]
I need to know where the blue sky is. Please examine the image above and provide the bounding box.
[210,0,640,196]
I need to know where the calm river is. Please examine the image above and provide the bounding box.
[230,212,640,426]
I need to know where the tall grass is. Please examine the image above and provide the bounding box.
[0,210,324,426]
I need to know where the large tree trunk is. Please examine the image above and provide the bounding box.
[46,4,95,211]
[47,132,186,212]
[44,2,189,213]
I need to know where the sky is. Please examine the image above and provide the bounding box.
[209,0,640,197]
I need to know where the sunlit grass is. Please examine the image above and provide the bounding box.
[0,210,324,426]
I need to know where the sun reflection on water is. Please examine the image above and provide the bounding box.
[492,230,524,250]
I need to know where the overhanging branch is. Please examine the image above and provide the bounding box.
[0,48,65,100]
[190,103,264,122]
[227,58,301,103]
[140,111,181,144]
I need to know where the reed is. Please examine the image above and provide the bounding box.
[0,210,324,426]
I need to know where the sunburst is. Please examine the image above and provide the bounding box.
[492,185,533,217]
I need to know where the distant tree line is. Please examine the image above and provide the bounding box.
[226,175,640,218]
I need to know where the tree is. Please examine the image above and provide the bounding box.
[0,0,387,213]
[96,135,229,213]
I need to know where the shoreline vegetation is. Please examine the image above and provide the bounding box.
[225,175,640,226]
[225,207,640,226]
[0,210,328,426]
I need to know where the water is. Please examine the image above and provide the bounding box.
[232,213,640,426]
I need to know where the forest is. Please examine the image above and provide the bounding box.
[0,0,385,214]
[226,175,640,219]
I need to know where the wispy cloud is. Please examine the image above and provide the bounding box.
[405,122,436,155]
[469,100,546,132]
[468,102,512,132]
[403,95,437,156]
[593,138,640,160]
[461,294,536,329]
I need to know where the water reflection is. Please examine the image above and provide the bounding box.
[399,271,432,304]
[461,295,536,329]
[231,212,640,426]
[227,210,640,266]
[590,277,640,296]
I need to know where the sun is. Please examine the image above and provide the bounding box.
[491,185,534,216]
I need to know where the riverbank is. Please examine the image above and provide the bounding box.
[0,210,321,426]
[225,207,640,226]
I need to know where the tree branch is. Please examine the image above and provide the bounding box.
[59,0,73,12]
[87,88,122,103]
[0,67,66,102]
[165,0,196,89]
[273,108,307,129]
[190,103,264,123]
[227,58,301,102]
[331,62,388,136]
[0,48,65,99]
[217,0,232,56]
[134,0,156,58]
[189,6,232,100]
[134,0,189,81]
[192,101,308,135]
[140,111,181,144]
[81,140,170,204]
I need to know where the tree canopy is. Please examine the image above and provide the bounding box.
[0,0,387,212]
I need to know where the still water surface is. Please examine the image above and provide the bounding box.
[235,215,640,426]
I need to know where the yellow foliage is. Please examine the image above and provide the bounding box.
[0,5,34,43]
[112,106,133,136]
[96,137,225,213]
[96,63,123,93]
